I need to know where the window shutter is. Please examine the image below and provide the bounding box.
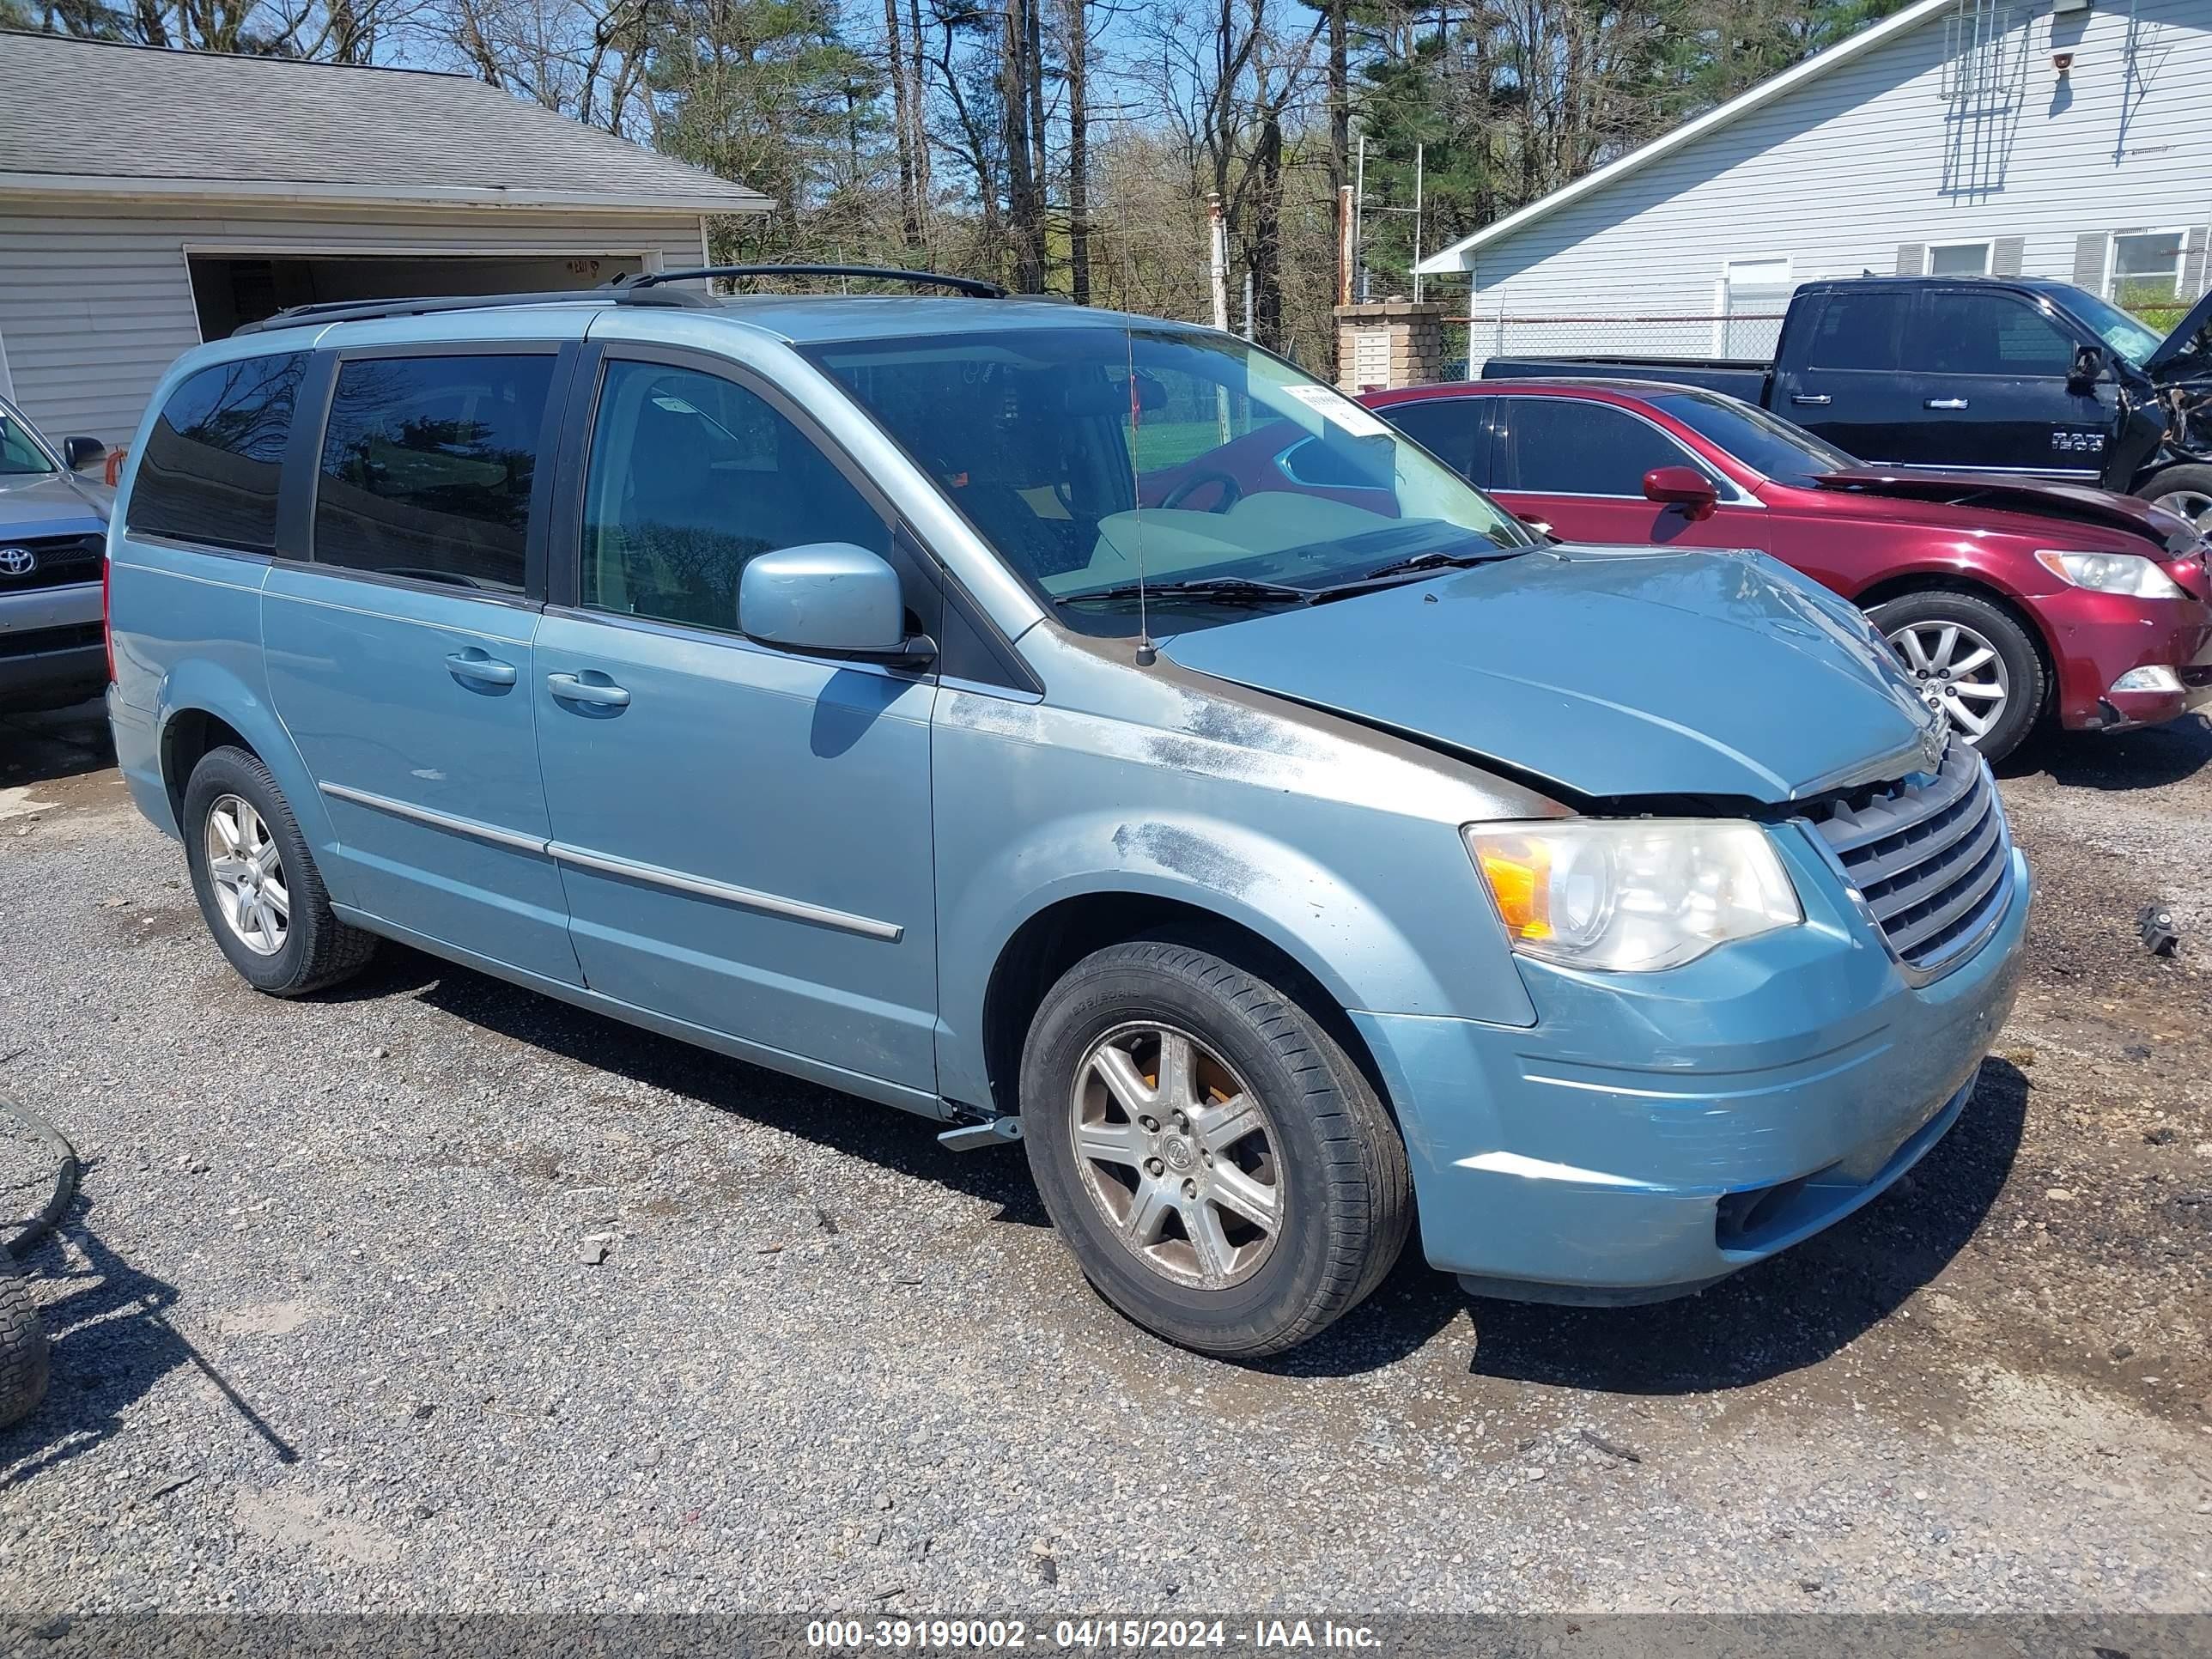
[1991,235,2026,277]
[2072,231,2108,293]
[2184,227,2210,301]
[1895,243,1928,276]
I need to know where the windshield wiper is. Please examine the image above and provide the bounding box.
[1309,547,1526,602]
[1057,576,1316,607]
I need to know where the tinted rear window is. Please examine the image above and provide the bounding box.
[126,354,307,553]
[1380,398,1487,480]
[312,355,554,594]
[1802,292,1911,373]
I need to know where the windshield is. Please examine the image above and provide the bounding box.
[2062,289,2167,368]
[1645,390,1857,483]
[0,402,58,477]
[807,325,1534,635]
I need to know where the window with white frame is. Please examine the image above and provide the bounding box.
[2109,230,2186,306]
[1716,257,1793,358]
[1928,241,1991,276]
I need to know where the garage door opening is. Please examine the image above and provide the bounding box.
[187,252,650,339]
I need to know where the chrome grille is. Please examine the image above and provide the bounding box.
[1809,738,2011,974]
[0,532,104,593]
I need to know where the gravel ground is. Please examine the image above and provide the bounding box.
[1,699,2208,1615]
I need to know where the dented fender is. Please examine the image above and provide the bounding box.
[928,650,1547,1112]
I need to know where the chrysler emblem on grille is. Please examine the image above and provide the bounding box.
[1919,721,1946,774]
[0,546,34,577]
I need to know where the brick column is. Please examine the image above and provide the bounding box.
[1333,300,1446,393]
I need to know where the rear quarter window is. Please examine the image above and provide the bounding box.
[125,353,307,554]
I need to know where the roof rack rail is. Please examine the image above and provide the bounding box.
[232,285,710,337]
[620,264,1009,300]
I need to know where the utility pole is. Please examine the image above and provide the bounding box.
[1352,133,1366,303]
[1243,270,1254,340]
[1336,184,1354,307]
[1206,192,1230,331]
[1412,143,1425,304]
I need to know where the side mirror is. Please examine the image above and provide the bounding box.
[1643,465,1720,520]
[63,436,106,473]
[738,543,934,665]
[2068,343,2105,391]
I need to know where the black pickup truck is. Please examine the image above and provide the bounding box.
[1483,276,2212,526]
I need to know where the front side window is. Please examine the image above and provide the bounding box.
[2111,230,2185,307]
[2064,287,2168,368]
[580,360,890,633]
[808,326,1530,637]
[313,354,554,593]
[0,402,56,477]
[125,353,307,553]
[1802,292,1910,373]
[1917,292,2078,376]
[1493,398,1707,496]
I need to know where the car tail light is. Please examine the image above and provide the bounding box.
[102,552,115,683]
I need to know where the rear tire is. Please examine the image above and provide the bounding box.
[1868,590,2046,764]
[1020,939,1411,1360]
[0,1262,48,1431]
[183,746,377,997]
[2138,463,2212,536]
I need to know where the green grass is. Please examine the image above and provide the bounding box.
[1129,417,1234,473]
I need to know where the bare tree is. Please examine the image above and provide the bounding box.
[1058,0,1091,304]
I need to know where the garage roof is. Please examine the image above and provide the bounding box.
[0,33,770,215]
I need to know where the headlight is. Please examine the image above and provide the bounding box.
[1465,819,1802,972]
[2034,550,2187,599]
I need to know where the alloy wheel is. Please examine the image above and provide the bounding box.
[1068,1021,1284,1291]
[1887,620,2008,744]
[2152,488,2212,536]
[204,793,289,957]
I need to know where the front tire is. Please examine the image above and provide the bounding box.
[1020,939,1411,1359]
[2139,463,2212,537]
[183,746,377,997]
[1868,590,2046,763]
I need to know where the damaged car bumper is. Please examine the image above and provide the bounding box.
[1354,827,2032,1304]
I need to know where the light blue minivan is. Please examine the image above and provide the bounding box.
[105,272,2030,1358]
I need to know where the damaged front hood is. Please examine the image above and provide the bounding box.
[2146,286,2212,379]
[1161,545,1936,805]
[1810,467,2198,555]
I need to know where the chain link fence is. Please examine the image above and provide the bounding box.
[1437,312,1790,380]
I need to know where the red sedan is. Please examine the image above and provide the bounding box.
[1360,379,2212,762]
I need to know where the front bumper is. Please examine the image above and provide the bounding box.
[0,580,104,710]
[2037,585,2212,731]
[1354,832,2032,1302]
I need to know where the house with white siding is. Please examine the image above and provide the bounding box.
[0,33,768,446]
[1416,0,2212,368]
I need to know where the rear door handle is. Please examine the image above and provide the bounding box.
[1790,393,1832,406]
[547,672,631,708]
[1925,398,1970,410]
[445,648,518,688]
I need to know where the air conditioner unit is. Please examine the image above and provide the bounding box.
[2051,0,2091,15]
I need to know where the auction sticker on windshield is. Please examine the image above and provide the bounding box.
[1280,382,1393,439]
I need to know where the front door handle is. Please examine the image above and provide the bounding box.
[445,648,518,688]
[1925,398,1970,410]
[547,671,631,709]
[1790,393,1832,406]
